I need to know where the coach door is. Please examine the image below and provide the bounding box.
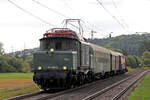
[81,43,90,68]
[89,48,94,69]
[110,54,112,71]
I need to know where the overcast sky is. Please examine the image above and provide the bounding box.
[1,0,150,53]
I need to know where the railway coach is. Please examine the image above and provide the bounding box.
[33,28,128,91]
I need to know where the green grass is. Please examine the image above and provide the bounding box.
[128,73,150,100]
[0,73,40,100]
[127,67,136,71]
[127,67,149,72]
[0,85,40,100]
[0,73,33,79]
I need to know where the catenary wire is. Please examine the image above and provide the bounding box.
[111,0,130,29]
[61,0,104,39]
[32,0,70,19]
[62,0,103,31]
[32,0,100,34]
[112,0,117,9]
[96,0,127,31]
[8,0,57,27]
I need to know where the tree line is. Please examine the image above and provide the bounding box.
[0,43,32,73]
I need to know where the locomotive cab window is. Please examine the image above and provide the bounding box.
[40,38,79,51]
[55,42,62,50]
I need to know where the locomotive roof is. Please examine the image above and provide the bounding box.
[40,36,78,41]
[42,28,85,41]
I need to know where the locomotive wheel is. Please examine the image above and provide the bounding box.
[66,75,77,89]
[87,71,94,83]
[77,73,85,86]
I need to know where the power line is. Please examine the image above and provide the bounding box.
[32,0,85,30]
[8,0,57,27]
[60,0,103,39]
[112,0,117,9]
[32,0,70,19]
[62,0,103,31]
[32,0,100,34]
[32,0,91,30]
[96,0,127,31]
[111,0,130,29]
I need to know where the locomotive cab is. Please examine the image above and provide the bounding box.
[34,38,79,70]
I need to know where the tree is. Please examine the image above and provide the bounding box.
[0,42,4,55]
[142,51,150,67]
[0,55,31,73]
[121,49,128,56]
[138,40,150,56]
[134,56,141,67]
[8,57,31,72]
[114,49,128,56]
[0,56,16,72]
[0,42,31,73]
[127,56,140,68]
[25,56,34,71]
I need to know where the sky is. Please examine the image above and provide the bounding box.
[0,0,150,53]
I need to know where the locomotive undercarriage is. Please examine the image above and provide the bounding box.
[33,70,68,90]
[33,70,95,90]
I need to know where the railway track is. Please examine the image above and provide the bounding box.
[7,76,117,100]
[83,69,149,100]
[6,69,147,100]
[112,70,149,100]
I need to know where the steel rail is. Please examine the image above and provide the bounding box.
[112,70,149,100]
[82,70,148,100]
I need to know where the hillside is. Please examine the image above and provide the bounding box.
[87,33,150,56]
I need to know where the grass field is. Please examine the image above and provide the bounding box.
[0,73,40,100]
[128,73,150,100]
[0,73,33,79]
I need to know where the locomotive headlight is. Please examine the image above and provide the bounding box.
[38,66,42,70]
[63,66,67,70]
[50,48,54,52]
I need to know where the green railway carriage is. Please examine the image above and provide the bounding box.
[89,43,110,77]
[33,28,127,90]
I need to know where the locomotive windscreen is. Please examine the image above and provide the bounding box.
[40,38,79,51]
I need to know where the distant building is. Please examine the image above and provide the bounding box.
[8,48,39,57]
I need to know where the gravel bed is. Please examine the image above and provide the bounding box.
[93,70,148,100]
[47,70,141,100]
